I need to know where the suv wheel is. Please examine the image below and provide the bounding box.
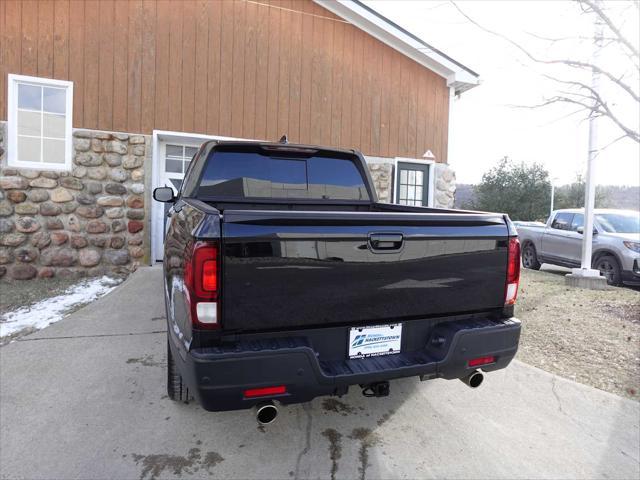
[522,243,541,270]
[167,339,190,403]
[594,255,621,286]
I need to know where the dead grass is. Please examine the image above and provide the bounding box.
[0,277,80,317]
[517,265,640,400]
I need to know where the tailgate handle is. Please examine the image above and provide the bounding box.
[368,233,404,252]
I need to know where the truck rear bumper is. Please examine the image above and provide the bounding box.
[174,317,521,412]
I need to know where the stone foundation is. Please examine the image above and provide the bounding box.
[0,123,150,281]
[433,163,456,209]
[367,162,393,203]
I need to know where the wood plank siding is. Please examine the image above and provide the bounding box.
[0,0,451,161]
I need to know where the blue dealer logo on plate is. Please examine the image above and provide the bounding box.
[351,332,400,348]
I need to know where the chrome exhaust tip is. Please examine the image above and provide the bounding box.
[461,369,484,389]
[256,402,278,425]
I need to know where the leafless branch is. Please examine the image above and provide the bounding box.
[579,0,639,58]
[597,134,629,154]
[539,94,638,143]
[524,31,618,44]
[450,0,639,145]
[540,74,640,142]
[450,2,639,103]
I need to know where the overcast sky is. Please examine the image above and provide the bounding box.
[365,0,640,187]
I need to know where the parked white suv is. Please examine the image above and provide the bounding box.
[516,209,640,286]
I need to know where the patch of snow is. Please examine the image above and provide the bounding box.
[0,276,122,340]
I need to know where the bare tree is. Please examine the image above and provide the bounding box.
[451,0,640,146]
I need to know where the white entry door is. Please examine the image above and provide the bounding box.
[393,159,435,207]
[153,141,201,261]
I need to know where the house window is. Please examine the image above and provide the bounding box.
[7,74,73,170]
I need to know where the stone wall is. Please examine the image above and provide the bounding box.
[366,162,393,203]
[433,163,456,209]
[0,123,150,281]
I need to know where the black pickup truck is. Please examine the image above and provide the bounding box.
[153,140,521,422]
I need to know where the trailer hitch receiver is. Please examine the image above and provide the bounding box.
[362,381,390,397]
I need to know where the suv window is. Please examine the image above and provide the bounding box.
[551,212,574,230]
[197,148,370,201]
[570,213,584,231]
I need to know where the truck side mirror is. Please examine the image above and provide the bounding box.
[153,187,175,203]
[576,226,597,235]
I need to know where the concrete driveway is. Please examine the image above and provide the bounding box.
[1,267,638,480]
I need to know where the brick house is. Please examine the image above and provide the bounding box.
[0,0,479,281]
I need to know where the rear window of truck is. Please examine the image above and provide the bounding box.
[197,149,370,201]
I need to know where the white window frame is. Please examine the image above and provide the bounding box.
[392,157,436,207]
[7,74,74,171]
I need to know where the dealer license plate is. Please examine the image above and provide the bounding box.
[348,323,402,359]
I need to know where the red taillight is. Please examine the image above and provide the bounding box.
[468,355,495,367]
[185,241,220,329]
[201,260,217,292]
[193,244,218,298]
[505,237,521,305]
[244,385,287,398]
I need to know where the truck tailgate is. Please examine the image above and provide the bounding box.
[221,210,509,332]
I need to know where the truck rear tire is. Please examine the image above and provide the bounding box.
[167,340,190,403]
[594,254,621,286]
[522,243,541,270]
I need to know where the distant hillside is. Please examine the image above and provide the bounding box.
[600,185,640,210]
[454,184,477,209]
[454,184,640,211]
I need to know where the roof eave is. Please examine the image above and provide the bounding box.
[314,0,480,94]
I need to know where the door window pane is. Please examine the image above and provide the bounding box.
[165,144,199,175]
[551,212,574,230]
[185,146,198,158]
[166,159,183,173]
[571,214,584,231]
[166,145,183,158]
